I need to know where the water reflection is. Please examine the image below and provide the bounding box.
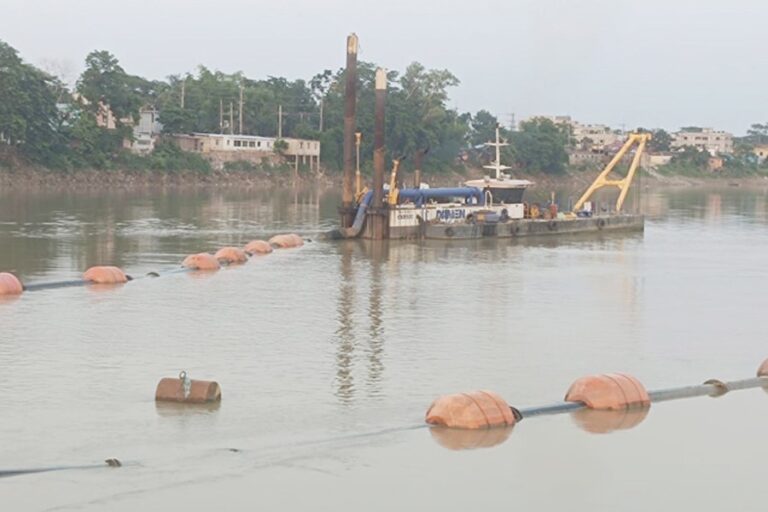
[333,240,387,403]
[570,406,650,434]
[429,426,514,451]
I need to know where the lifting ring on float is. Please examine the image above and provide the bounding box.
[597,218,606,229]
[445,227,455,237]
[548,220,557,231]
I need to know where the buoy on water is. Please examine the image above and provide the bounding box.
[758,359,768,377]
[425,391,517,429]
[0,273,23,295]
[564,373,650,410]
[83,266,129,284]
[214,247,249,265]
[155,371,221,404]
[181,253,221,271]
[269,234,304,249]
[244,240,273,255]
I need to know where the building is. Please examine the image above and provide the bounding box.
[131,107,163,154]
[571,124,624,150]
[671,128,733,155]
[524,115,624,150]
[640,153,673,169]
[753,145,768,164]
[171,132,321,171]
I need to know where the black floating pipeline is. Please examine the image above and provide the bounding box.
[0,234,306,299]
[424,359,768,447]
[0,459,122,479]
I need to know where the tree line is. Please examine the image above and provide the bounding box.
[2,39,766,177]
[0,40,574,175]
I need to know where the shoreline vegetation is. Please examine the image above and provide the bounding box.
[3,38,768,190]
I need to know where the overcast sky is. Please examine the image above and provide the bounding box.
[3,0,766,134]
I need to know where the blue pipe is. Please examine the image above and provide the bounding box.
[342,191,373,238]
[396,187,483,207]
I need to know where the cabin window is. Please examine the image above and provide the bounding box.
[257,141,261,148]
[234,140,241,147]
[249,141,255,148]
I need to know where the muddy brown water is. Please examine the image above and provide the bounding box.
[1,185,768,511]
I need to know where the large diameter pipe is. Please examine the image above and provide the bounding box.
[341,34,358,228]
[372,68,386,211]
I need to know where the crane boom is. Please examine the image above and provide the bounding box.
[572,132,651,213]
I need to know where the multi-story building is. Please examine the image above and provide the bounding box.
[131,108,163,154]
[671,128,733,155]
[523,115,624,150]
[171,132,321,171]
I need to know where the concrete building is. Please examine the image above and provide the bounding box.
[671,128,733,155]
[131,108,163,154]
[171,132,321,171]
[640,153,673,169]
[524,115,624,150]
[753,145,768,163]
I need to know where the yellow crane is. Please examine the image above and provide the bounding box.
[572,132,651,213]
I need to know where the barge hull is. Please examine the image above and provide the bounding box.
[399,214,644,240]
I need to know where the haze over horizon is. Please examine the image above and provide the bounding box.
[3,0,766,135]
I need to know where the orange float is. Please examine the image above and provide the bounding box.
[83,266,129,284]
[425,390,516,429]
[565,373,650,410]
[214,247,248,264]
[269,233,304,248]
[244,240,273,255]
[155,372,221,404]
[0,272,23,295]
[757,359,768,377]
[181,253,221,271]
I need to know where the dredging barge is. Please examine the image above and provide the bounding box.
[329,34,646,242]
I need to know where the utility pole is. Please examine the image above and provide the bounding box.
[229,101,234,135]
[219,99,224,134]
[278,104,283,139]
[319,99,324,132]
[238,84,244,135]
[180,79,185,109]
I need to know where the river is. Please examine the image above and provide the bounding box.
[1,185,767,511]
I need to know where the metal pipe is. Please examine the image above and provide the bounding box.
[0,459,121,479]
[22,266,194,292]
[341,33,358,228]
[514,376,768,420]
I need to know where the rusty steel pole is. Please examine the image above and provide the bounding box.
[340,33,358,228]
[369,68,388,240]
[414,149,426,189]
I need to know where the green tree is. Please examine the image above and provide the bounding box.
[76,50,142,124]
[747,123,768,145]
[509,117,569,174]
[649,129,672,152]
[0,40,66,166]
[469,110,499,147]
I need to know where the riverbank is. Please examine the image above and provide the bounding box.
[2,165,768,191]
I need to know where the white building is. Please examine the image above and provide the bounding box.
[524,115,624,150]
[171,132,321,171]
[131,108,163,154]
[671,128,733,155]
